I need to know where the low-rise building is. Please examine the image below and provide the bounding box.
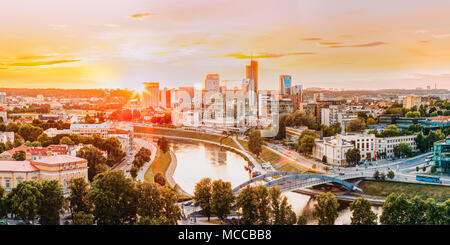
[70,123,110,138]
[313,135,354,167]
[0,144,71,160]
[375,135,417,158]
[44,128,72,137]
[0,155,88,194]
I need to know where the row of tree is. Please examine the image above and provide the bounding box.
[0,170,182,225]
[130,147,152,179]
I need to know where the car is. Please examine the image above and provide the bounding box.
[339,172,345,176]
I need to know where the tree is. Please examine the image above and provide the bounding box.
[255,185,270,225]
[345,148,361,166]
[18,124,43,142]
[346,118,366,132]
[12,150,26,161]
[158,137,169,153]
[314,192,339,225]
[380,172,386,181]
[37,133,52,147]
[424,198,444,225]
[0,185,6,221]
[135,216,167,225]
[193,178,213,221]
[38,180,64,225]
[136,182,163,220]
[211,179,235,222]
[6,180,43,224]
[130,165,138,179]
[393,143,413,158]
[407,196,427,225]
[380,193,410,225]
[154,172,166,186]
[297,130,319,155]
[373,170,380,179]
[159,186,182,225]
[321,155,327,164]
[415,133,428,153]
[405,111,421,118]
[248,130,262,157]
[60,136,75,146]
[76,145,107,181]
[292,110,316,128]
[72,211,94,225]
[297,215,307,225]
[349,197,377,225]
[68,177,90,215]
[275,114,288,140]
[236,186,259,225]
[387,170,395,180]
[89,170,138,225]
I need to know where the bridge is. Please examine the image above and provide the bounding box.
[233,171,363,195]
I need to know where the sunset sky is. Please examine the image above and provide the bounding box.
[1,0,450,90]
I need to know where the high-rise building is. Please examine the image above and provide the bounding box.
[205,74,220,91]
[0,92,6,104]
[245,60,258,92]
[279,75,292,95]
[142,82,159,109]
[403,96,422,109]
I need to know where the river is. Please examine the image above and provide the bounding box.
[170,140,382,225]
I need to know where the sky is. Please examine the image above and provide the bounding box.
[1,0,450,91]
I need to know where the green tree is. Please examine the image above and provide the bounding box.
[60,136,75,145]
[76,145,107,181]
[407,196,427,225]
[135,216,166,225]
[373,170,380,179]
[68,177,90,215]
[211,179,235,222]
[193,178,213,221]
[393,143,413,158]
[6,180,43,224]
[130,165,139,179]
[72,211,94,225]
[18,123,43,142]
[346,118,366,132]
[297,130,319,155]
[345,148,361,166]
[89,170,138,225]
[12,150,26,161]
[159,186,182,225]
[314,192,339,225]
[38,180,64,225]
[248,130,262,157]
[380,193,410,225]
[387,170,395,180]
[255,185,270,225]
[236,186,258,225]
[424,198,444,225]
[153,172,166,186]
[349,197,377,225]
[297,215,307,225]
[405,111,421,118]
[292,110,316,128]
[415,133,428,153]
[136,182,163,220]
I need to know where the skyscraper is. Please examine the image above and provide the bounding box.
[279,75,292,95]
[142,82,159,109]
[205,74,220,91]
[245,60,258,92]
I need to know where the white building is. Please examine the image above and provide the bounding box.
[375,135,417,158]
[70,123,110,138]
[313,135,354,167]
[321,105,357,132]
[44,128,72,137]
[341,133,377,160]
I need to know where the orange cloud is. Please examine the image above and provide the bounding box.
[214,52,316,59]
[180,42,208,47]
[130,13,154,19]
[319,42,343,45]
[302,38,322,41]
[418,40,431,44]
[8,60,80,67]
[329,41,387,48]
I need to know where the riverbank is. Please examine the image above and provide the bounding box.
[359,180,450,202]
[143,147,172,183]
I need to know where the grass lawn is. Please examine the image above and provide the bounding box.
[359,180,450,202]
[144,147,172,184]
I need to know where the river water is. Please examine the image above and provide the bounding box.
[170,140,382,225]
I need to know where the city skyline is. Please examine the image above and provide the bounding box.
[1,0,450,90]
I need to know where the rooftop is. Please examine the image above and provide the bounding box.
[0,161,39,172]
[71,123,110,129]
[32,155,87,165]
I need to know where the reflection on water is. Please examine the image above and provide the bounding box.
[171,140,383,225]
[171,141,250,195]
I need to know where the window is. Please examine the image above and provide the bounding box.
[5,179,10,191]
